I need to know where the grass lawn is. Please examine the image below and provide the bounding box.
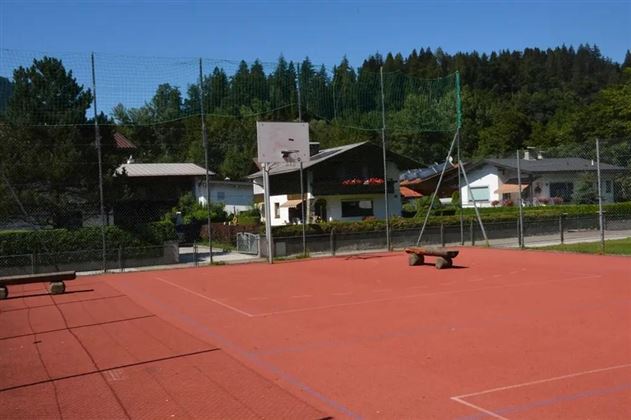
[536,237,631,255]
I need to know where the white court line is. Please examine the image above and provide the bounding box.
[450,396,509,420]
[251,274,601,317]
[450,363,631,420]
[453,362,631,399]
[155,277,254,317]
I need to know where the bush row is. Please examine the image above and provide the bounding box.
[0,221,177,256]
[271,202,631,237]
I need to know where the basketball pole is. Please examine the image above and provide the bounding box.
[263,163,273,263]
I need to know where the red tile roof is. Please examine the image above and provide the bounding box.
[114,132,137,149]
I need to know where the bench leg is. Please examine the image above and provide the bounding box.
[0,286,7,300]
[49,281,66,295]
[408,254,424,266]
[435,257,452,270]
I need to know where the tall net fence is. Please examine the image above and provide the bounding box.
[0,48,460,274]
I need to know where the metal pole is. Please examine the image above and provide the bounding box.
[263,164,273,263]
[297,66,306,257]
[300,162,306,257]
[91,53,107,272]
[455,71,464,245]
[199,58,214,264]
[596,138,605,253]
[457,133,464,245]
[296,63,302,122]
[379,67,391,251]
[415,129,458,246]
[516,149,525,249]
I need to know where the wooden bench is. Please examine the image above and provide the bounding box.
[404,247,459,269]
[0,271,76,299]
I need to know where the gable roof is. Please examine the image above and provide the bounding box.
[248,141,419,178]
[484,158,626,173]
[115,163,213,177]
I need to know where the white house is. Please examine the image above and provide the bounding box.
[195,179,253,214]
[460,156,627,207]
[249,142,418,226]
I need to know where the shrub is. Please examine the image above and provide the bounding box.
[491,200,500,207]
[0,222,176,257]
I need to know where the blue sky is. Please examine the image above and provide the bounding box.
[1,0,629,113]
[2,0,629,66]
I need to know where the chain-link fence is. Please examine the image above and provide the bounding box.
[263,139,631,259]
[1,48,462,274]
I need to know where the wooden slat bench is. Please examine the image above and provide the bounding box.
[0,271,76,299]
[404,247,459,269]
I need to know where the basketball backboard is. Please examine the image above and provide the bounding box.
[256,122,310,164]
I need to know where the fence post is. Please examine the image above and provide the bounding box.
[330,229,336,256]
[30,253,35,274]
[559,213,566,245]
[440,223,445,247]
[470,219,475,246]
[193,242,199,267]
[118,246,123,272]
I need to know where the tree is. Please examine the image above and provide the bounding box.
[0,57,118,227]
[572,173,598,204]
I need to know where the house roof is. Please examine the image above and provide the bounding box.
[248,141,418,178]
[400,186,423,198]
[115,163,213,177]
[113,132,137,150]
[484,158,626,173]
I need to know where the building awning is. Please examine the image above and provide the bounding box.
[496,183,529,194]
[280,199,305,208]
[400,186,422,198]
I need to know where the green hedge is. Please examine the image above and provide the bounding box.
[0,221,177,256]
[271,202,631,237]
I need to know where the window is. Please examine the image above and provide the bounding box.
[549,182,574,202]
[341,200,373,218]
[274,203,280,218]
[468,186,489,202]
[605,180,612,194]
[217,191,225,201]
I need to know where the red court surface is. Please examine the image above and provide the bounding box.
[1,247,630,419]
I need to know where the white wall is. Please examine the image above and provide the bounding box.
[461,164,500,208]
[532,173,617,203]
[195,179,254,214]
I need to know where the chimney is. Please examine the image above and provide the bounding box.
[523,150,530,161]
[309,142,320,156]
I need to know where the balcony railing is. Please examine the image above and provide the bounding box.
[312,180,394,195]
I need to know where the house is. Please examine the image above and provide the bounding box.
[114,163,253,219]
[399,162,460,199]
[460,155,627,207]
[248,142,418,226]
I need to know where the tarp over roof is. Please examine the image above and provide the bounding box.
[115,163,213,177]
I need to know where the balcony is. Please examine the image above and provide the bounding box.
[312,178,394,196]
